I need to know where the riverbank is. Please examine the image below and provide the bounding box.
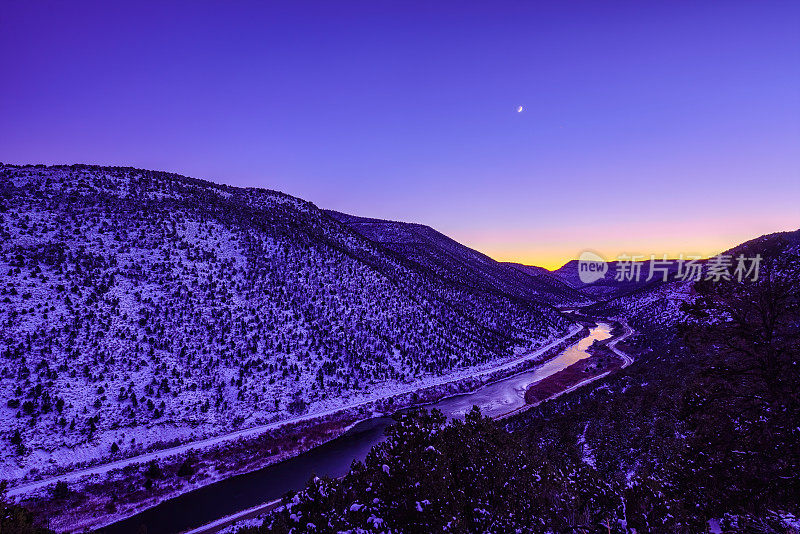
[496,318,634,420]
[189,320,636,534]
[18,325,589,532]
[525,320,628,403]
[524,345,622,403]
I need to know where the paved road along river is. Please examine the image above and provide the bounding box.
[103,323,612,534]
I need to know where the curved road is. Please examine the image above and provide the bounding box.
[498,318,633,417]
[106,321,635,534]
[8,324,584,498]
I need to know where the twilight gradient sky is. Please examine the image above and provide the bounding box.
[2,1,799,268]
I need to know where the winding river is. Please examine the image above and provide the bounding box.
[102,323,611,534]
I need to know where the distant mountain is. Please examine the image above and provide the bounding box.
[0,164,571,478]
[584,228,800,335]
[502,262,590,305]
[327,211,589,307]
[552,258,683,300]
[552,231,800,302]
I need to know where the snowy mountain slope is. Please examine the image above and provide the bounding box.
[326,211,589,306]
[246,230,800,534]
[0,164,572,480]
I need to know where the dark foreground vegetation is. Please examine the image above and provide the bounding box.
[245,255,799,533]
[0,482,53,534]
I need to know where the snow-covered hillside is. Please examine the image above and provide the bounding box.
[586,280,695,334]
[0,164,572,481]
[327,211,588,306]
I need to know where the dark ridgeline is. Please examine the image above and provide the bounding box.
[327,210,588,306]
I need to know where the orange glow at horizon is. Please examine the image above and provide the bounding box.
[456,222,800,271]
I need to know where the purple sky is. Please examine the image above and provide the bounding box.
[2,1,799,268]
